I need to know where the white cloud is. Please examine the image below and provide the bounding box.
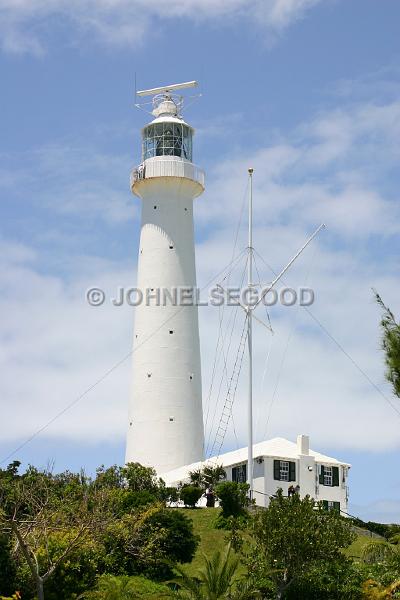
[253,0,321,30]
[0,243,135,444]
[1,143,137,226]
[0,0,322,55]
[198,100,400,238]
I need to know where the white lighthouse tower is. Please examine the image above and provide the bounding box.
[125,82,205,475]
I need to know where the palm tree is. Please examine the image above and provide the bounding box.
[188,465,226,490]
[173,544,260,600]
[203,465,226,488]
[188,469,205,488]
[362,540,399,564]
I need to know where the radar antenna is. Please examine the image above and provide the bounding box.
[134,80,199,117]
[136,80,198,97]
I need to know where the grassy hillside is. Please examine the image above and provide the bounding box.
[178,507,375,574]
[177,507,226,575]
[344,534,377,560]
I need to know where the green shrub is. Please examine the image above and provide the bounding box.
[179,485,203,508]
[121,463,162,494]
[130,507,199,578]
[123,490,158,510]
[214,481,249,527]
[159,487,179,504]
[102,506,200,580]
[249,490,355,598]
[42,534,104,600]
[284,559,363,599]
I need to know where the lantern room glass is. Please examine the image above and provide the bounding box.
[142,122,193,161]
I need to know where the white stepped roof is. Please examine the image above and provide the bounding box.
[160,437,351,486]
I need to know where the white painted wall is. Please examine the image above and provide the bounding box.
[125,156,205,474]
[251,455,349,511]
[232,440,348,510]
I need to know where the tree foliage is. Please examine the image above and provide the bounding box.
[375,291,400,398]
[0,463,106,600]
[215,482,250,529]
[5,459,400,598]
[249,490,355,598]
[0,461,197,599]
[126,505,199,579]
[284,558,364,600]
[121,463,164,494]
[84,504,199,581]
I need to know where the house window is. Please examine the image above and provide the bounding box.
[319,465,340,487]
[232,464,247,484]
[273,460,295,481]
[322,500,340,512]
[324,466,333,486]
[280,461,289,481]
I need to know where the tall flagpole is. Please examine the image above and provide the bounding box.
[247,167,254,500]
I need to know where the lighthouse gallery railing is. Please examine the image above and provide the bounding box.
[131,158,205,189]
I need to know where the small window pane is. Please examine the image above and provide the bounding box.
[324,466,333,486]
[232,464,247,483]
[280,460,289,481]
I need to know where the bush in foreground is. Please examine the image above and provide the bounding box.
[180,486,203,508]
[249,490,355,599]
[214,481,250,529]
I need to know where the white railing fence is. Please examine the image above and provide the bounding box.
[131,158,205,189]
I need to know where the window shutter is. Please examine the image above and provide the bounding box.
[333,501,340,512]
[322,500,328,510]
[232,466,237,483]
[273,460,280,480]
[289,461,296,482]
[319,465,325,485]
[332,466,339,487]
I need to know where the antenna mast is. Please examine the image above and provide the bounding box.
[247,168,254,500]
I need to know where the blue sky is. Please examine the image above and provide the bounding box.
[1,0,400,522]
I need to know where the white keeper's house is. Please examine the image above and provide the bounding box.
[161,434,350,512]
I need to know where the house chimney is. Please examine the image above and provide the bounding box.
[297,434,309,455]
